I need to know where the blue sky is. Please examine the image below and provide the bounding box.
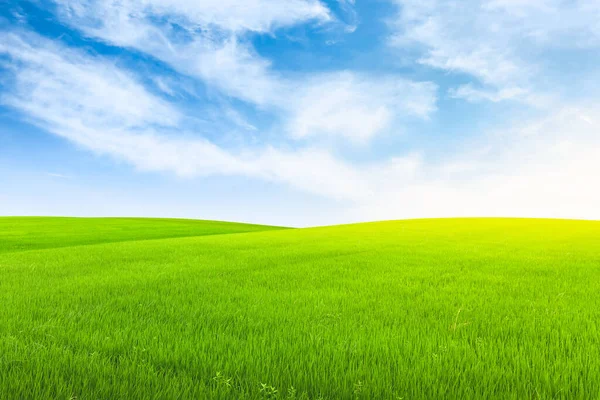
[1,0,600,226]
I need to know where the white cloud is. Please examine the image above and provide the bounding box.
[335,0,359,33]
[2,30,600,224]
[52,0,324,106]
[0,32,180,130]
[45,172,71,179]
[448,84,553,106]
[55,0,331,34]
[50,0,437,142]
[351,106,600,222]
[390,0,600,104]
[0,30,373,200]
[287,72,437,142]
[151,76,176,97]
[449,84,527,103]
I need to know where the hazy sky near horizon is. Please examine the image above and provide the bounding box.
[1,0,600,226]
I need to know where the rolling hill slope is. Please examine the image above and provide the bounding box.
[0,217,286,254]
[1,218,599,399]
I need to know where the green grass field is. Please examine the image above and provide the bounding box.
[1,217,600,399]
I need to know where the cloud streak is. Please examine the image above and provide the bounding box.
[51,0,437,141]
[390,0,600,104]
[287,72,437,143]
[0,30,376,200]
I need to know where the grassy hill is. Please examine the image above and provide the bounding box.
[0,217,286,253]
[1,218,599,399]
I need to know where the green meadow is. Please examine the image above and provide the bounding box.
[1,217,600,399]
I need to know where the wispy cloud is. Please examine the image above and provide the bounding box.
[0,32,180,130]
[52,0,326,106]
[3,29,599,224]
[335,0,359,33]
[45,172,71,179]
[3,2,600,224]
[55,0,332,34]
[389,0,600,104]
[351,106,600,222]
[287,72,437,143]
[50,0,437,142]
[0,30,374,200]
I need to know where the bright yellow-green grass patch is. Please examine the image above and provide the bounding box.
[1,218,599,399]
